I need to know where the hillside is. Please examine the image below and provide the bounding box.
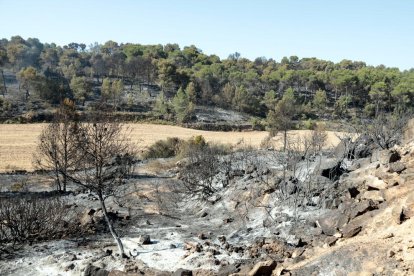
[1,122,414,275]
[1,36,413,127]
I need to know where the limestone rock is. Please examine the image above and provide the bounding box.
[388,161,406,173]
[362,191,384,202]
[364,175,387,190]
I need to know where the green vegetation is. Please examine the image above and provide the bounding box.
[1,36,414,126]
[143,135,231,159]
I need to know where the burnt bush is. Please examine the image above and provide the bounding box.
[0,195,69,252]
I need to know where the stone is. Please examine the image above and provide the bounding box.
[65,263,75,271]
[316,211,349,236]
[364,176,387,190]
[350,200,377,219]
[291,248,305,258]
[198,233,208,240]
[388,161,406,173]
[87,208,96,216]
[379,150,400,165]
[324,236,338,247]
[173,269,193,276]
[84,265,109,276]
[402,203,414,219]
[341,223,362,238]
[218,235,226,244]
[361,191,384,202]
[138,235,151,245]
[184,241,202,252]
[248,260,277,276]
[391,205,404,224]
[286,235,303,247]
[387,250,396,258]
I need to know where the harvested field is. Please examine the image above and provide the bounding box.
[0,123,343,172]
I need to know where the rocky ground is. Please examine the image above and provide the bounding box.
[2,137,414,275]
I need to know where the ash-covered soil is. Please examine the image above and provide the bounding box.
[2,139,414,275]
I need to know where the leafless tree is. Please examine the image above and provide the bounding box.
[33,99,78,192]
[179,146,221,199]
[364,110,412,149]
[58,112,136,257]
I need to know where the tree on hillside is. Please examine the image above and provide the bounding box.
[172,87,194,123]
[392,73,414,112]
[267,87,297,151]
[153,91,171,118]
[111,79,124,109]
[0,46,8,97]
[369,81,388,116]
[101,77,111,101]
[313,89,327,111]
[17,66,38,100]
[70,76,92,106]
[185,81,197,104]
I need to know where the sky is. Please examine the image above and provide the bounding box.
[0,0,413,70]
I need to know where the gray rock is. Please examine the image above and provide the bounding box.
[350,200,377,219]
[341,223,362,238]
[173,268,192,276]
[316,211,349,236]
[84,265,109,276]
[379,150,400,165]
[138,234,151,245]
[388,161,406,173]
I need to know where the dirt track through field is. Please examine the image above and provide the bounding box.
[0,123,342,172]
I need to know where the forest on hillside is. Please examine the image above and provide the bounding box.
[0,36,413,126]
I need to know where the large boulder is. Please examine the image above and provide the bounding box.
[316,211,349,236]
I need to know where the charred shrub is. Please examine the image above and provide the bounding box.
[0,195,68,251]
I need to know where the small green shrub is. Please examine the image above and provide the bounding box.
[143,137,182,159]
[143,135,231,160]
[302,119,316,130]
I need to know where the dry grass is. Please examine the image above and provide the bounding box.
[0,123,343,172]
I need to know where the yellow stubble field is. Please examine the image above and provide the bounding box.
[0,123,342,172]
